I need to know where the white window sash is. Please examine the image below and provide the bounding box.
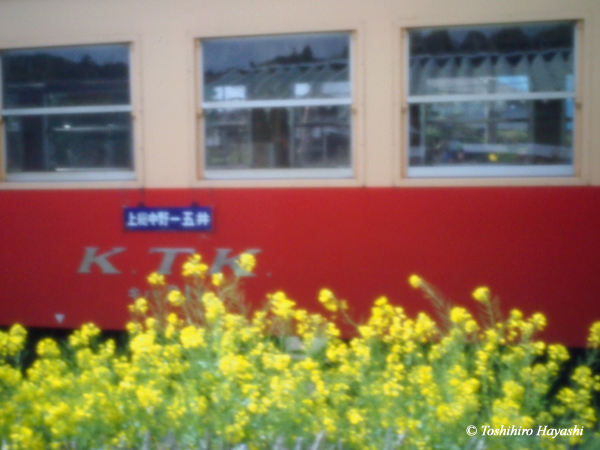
[407,91,575,105]
[407,164,574,179]
[6,169,135,182]
[204,167,353,180]
[2,105,132,116]
[202,98,351,110]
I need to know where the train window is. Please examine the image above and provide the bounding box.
[406,22,576,178]
[1,44,134,182]
[200,32,353,180]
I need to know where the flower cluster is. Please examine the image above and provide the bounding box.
[0,260,599,450]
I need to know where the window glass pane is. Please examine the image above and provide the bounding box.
[409,23,574,96]
[203,33,350,101]
[6,113,133,172]
[205,106,350,169]
[2,44,129,108]
[409,100,572,167]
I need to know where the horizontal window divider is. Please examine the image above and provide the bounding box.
[6,170,135,183]
[204,167,353,180]
[409,46,573,62]
[407,91,575,104]
[1,105,133,117]
[201,98,352,110]
[407,164,574,179]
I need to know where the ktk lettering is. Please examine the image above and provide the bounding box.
[78,247,261,276]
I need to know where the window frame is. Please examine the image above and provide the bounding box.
[193,29,365,188]
[394,14,590,187]
[0,36,142,188]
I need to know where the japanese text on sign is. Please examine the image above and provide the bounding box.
[124,206,213,232]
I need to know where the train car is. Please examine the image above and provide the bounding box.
[0,0,599,347]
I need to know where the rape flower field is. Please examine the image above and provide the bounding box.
[0,254,599,450]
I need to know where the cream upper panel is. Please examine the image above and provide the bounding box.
[0,0,597,189]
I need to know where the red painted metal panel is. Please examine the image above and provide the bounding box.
[0,187,599,347]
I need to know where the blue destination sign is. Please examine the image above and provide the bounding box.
[124,206,213,232]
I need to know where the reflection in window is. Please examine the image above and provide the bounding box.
[201,33,352,176]
[1,44,133,177]
[213,86,246,101]
[409,101,572,166]
[5,113,132,172]
[407,22,576,177]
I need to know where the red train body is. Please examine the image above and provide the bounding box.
[1,186,599,347]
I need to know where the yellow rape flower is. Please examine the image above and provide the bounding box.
[69,323,101,348]
[530,312,547,331]
[136,385,162,409]
[6,324,27,355]
[145,317,158,330]
[408,274,422,289]
[167,312,180,325]
[318,289,338,312]
[548,344,570,363]
[449,307,479,333]
[147,272,165,286]
[322,416,337,434]
[10,425,42,450]
[347,408,364,425]
[219,353,252,379]
[374,296,388,306]
[130,332,156,354]
[449,307,469,323]
[168,289,185,306]
[262,353,291,371]
[212,272,224,287]
[237,252,256,273]
[502,380,525,402]
[125,321,142,335]
[180,326,206,349]
[202,292,225,322]
[414,312,437,342]
[36,338,61,358]
[182,254,209,277]
[132,297,148,314]
[358,325,376,339]
[588,321,600,348]
[472,286,490,303]
[269,291,296,319]
[509,309,523,320]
